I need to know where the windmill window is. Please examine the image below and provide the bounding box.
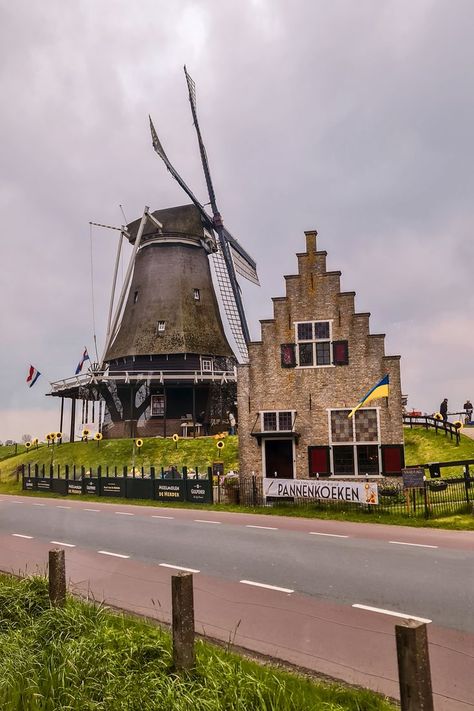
[201,359,212,372]
[133,290,139,303]
[157,321,166,333]
[193,288,201,301]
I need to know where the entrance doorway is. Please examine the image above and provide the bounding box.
[264,439,294,478]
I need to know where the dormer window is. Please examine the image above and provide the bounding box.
[157,321,166,333]
[193,288,200,301]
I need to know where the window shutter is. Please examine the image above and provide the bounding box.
[308,446,331,477]
[381,445,405,475]
[280,343,296,368]
[333,340,349,366]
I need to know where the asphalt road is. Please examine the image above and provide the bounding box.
[0,495,473,710]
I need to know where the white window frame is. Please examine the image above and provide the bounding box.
[151,394,165,417]
[295,320,334,369]
[327,407,382,477]
[260,409,296,432]
[157,320,166,333]
[201,358,213,373]
[193,288,201,301]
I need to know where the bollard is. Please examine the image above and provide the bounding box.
[171,573,195,671]
[49,549,66,607]
[395,620,434,711]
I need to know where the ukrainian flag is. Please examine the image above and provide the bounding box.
[348,374,390,418]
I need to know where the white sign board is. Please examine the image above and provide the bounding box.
[263,478,379,505]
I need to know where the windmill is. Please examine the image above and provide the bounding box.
[48,67,258,440]
[148,65,259,362]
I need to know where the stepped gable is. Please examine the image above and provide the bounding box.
[237,230,404,480]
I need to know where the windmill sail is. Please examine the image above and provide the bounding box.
[183,65,256,351]
[211,242,249,361]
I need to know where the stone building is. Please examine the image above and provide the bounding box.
[237,231,404,479]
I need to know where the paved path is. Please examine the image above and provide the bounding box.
[0,494,473,710]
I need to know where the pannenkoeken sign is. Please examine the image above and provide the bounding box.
[263,478,379,505]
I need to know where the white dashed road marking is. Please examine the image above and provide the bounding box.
[246,525,278,530]
[352,604,432,624]
[152,515,174,519]
[50,541,76,548]
[98,550,130,559]
[56,506,71,509]
[159,563,200,573]
[389,541,438,549]
[309,532,349,538]
[194,519,222,524]
[12,534,33,539]
[84,508,100,512]
[32,503,45,506]
[115,512,134,516]
[240,580,294,594]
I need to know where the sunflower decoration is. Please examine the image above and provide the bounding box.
[45,433,52,444]
[25,441,31,450]
[433,412,443,421]
[82,428,90,442]
[56,432,62,441]
[135,438,143,448]
[32,438,39,448]
[94,432,103,447]
[217,440,225,450]
[453,420,463,430]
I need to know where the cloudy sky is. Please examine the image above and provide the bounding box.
[1,0,473,440]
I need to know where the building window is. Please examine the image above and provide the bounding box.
[151,394,165,417]
[193,288,200,301]
[295,321,335,367]
[329,408,380,476]
[201,358,212,372]
[261,410,294,432]
[157,321,166,333]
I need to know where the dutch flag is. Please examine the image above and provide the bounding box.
[26,365,41,388]
[75,347,90,375]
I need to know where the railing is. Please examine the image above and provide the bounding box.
[403,414,461,444]
[49,368,237,393]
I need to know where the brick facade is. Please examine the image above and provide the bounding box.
[237,231,404,479]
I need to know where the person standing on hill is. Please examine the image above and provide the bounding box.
[464,399,473,423]
[440,398,448,423]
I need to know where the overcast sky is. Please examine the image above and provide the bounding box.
[1,0,473,440]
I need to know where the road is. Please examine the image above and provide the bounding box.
[0,494,473,710]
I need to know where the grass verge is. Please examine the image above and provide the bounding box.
[0,574,395,711]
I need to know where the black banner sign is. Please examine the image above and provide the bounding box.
[154,480,185,502]
[402,467,425,488]
[100,478,126,497]
[186,479,212,504]
[68,481,84,495]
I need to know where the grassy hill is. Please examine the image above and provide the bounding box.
[1,428,473,482]
[0,436,239,480]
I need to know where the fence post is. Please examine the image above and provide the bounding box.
[252,474,257,506]
[395,620,434,711]
[463,465,471,505]
[49,549,66,607]
[172,572,195,671]
[208,466,214,503]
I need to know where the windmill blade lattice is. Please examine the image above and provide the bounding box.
[211,243,248,362]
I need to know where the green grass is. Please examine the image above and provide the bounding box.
[404,427,474,475]
[0,574,395,711]
[0,436,238,479]
[0,444,29,462]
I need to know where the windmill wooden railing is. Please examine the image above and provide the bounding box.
[49,368,237,394]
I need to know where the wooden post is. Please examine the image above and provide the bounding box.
[395,620,434,711]
[49,549,66,607]
[172,573,195,671]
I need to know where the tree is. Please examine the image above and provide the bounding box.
[21,434,32,443]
